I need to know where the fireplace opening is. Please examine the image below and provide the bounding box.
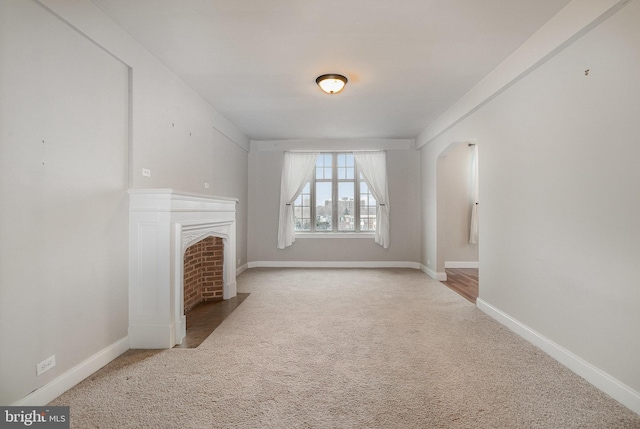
[129,190,238,349]
[183,236,224,315]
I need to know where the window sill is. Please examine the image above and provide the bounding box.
[295,232,375,239]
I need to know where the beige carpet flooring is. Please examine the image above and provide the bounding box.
[50,268,640,428]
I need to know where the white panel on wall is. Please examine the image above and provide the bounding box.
[0,0,129,405]
[137,223,160,316]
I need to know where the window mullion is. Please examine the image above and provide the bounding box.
[332,153,338,232]
[311,173,316,233]
[354,163,360,232]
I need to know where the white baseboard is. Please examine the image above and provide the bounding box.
[129,324,174,349]
[420,264,447,281]
[236,263,249,275]
[477,298,640,416]
[444,261,479,269]
[224,281,237,300]
[13,336,130,406]
[247,261,421,269]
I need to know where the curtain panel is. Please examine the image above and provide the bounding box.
[353,151,390,249]
[277,152,319,249]
[469,144,479,244]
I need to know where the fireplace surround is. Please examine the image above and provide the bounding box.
[128,189,237,348]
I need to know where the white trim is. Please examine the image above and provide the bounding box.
[477,298,640,416]
[295,233,376,239]
[128,325,174,349]
[129,190,237,349]
[210,111,250,152]
[236,263,249,275]
[420,264,447,281]
[36,0,250,152]
[444,261,479,269]
[250,138,414,152]
[13,336,129,406]
[248,261,421,269]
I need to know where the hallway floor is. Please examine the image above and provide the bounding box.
[441,268,478,303]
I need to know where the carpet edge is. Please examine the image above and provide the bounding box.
[477,298,640,416]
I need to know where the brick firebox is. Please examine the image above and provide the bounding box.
[183,236,224,313]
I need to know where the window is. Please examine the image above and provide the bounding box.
[293,152,377,233]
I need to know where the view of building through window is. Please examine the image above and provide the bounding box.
[294,153,377,233]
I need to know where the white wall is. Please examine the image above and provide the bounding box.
[436,142,478,273]
[37,0,250,267]
[0,0,129,405]
[421,0,640,411]
[248,140,420,265]
[0,0,249,405]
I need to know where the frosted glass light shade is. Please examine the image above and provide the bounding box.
[316,74,347,94]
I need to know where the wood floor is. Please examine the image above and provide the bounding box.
[174,293,250,349]
[441,268,478,303]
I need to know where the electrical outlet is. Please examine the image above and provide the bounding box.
[36,355,56,376]
[237,259,241,265]
[142,168,151,177]
[204,182,210,189]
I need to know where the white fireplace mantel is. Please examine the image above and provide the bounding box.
[128,189,237,349]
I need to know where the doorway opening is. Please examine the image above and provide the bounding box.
[436,141,479,302]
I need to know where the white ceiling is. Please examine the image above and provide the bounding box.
[91,0,571,141]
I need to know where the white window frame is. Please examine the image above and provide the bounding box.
[293,152,376,236]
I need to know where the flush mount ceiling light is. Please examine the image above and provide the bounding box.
[316,74,348,94]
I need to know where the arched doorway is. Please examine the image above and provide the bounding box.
[436,141,479,302]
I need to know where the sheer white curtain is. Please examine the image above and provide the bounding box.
[469,144,479,244]
[277,152,319,249]
[353,151,390,249]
